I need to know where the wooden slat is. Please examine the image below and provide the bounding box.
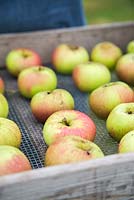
[0,153,134,200]
[0,21,133,67]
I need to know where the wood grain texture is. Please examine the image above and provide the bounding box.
[0,21,134,68]
[0,153,134,200]
[0,22,134,200]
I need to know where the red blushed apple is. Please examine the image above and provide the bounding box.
[91,41,122,70]
[0,77,5,94]
[17,66,57,98]
[45,135,104,166]
[43,109,96,146]
[6,48,42,77]
[0,117,22,147]
[52,44,89,74]
[30,89,75,123]
[72,62,111,92]
[89,81,134,119]
[116,53,134,85]
[0,145,32,176]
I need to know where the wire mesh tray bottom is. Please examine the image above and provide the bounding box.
[1,68,118,169]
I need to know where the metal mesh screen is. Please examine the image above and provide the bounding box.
[0,67,118,169]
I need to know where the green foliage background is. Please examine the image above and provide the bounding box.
[83,0,134,24]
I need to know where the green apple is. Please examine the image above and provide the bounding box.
[52,44,89,74]
[31,88,75,123]
[0,117,22,147]
[116,53,134,85]
[106,103,134,141]
[0,93,9,118]
[6,48,42,77]
[72,62,111,92]
[89,81,134,119]
[91,41,122,70]
[0,145,32,176]
[18,66,57,98]
[127,40,134,53]
[45,135,104,166]
[118,130,134,153]
[43,109,96,146]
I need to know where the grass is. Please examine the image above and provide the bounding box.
[83,0,134,24]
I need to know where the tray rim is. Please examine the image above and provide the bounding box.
[0,21,134,199]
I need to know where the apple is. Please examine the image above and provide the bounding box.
[0,117,22,147]
[52,43,89,74]
[118,130,134,153]
[72,62,111,92]
[91,41,122,70]
[45,135,104,166]
[115,53,134,85]
[0,145,32,176]
[0,77,5,93]
[106,103,134,142]
[43,109,96,146]
[30,88,75,123]
[6,48,42,77]
[0,93,9,118]
[18,66,57,98]
[89,81,134,119]
[127,40,134,53]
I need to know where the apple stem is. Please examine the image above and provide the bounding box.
[62,117,70,126]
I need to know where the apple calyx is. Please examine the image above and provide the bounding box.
[68,45,79,51]
[47,91,51,95]
[21,50,31,58]
[73,137,91,154]
[103,82,118,88]
[22,53,29,58]
[127,110,134,115]
[38,66,44,71]
[100,43,112,50]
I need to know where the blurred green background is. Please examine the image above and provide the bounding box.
[83,0,134,24]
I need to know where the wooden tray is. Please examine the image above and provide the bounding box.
[0,21,134,200]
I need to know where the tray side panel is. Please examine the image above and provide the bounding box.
[0,22,133,68]
[0,154,134,200]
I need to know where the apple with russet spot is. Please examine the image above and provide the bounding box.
[17,66,57,98]
[0,117,22,147]
[106,103,134,142]
[0,93,9,118]
[43,109,96,146]
[30,88,75,123]
[52,43,89,74]
[116,53,134,85]
[45,135,104,166]
[6,48,42,77]
[0,145,32,176]
[0,77,5,94]
[72,61,111,92]
[89,81,134,119]
[91,41,122,70]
